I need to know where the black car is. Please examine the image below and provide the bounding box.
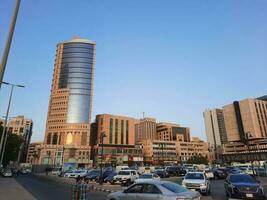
[213,168,228,179]
[224,174,265,200]
[154,169,169,178]
[165,166,177,176]
[83,170,101,183]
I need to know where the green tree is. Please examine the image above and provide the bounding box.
[187,155,209,165]
[2,132,24,167]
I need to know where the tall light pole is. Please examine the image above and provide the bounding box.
[0,0,21,88]
[99,132,106,185]
[0,81,25,166]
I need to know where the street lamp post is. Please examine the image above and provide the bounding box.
[0,81,25,165]
[0,0,21,88]
[99,132,106,185]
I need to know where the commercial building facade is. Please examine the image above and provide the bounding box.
[7,115,33,163]
[156,122,190,142]
[141,137,212,165]
[39,37,95,167]
[135,118,157,142]
[91,114,143,166]
[223,98,267,142]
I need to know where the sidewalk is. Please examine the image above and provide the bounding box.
[0,177,36,200]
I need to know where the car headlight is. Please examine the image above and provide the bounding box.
[200,183,206,187]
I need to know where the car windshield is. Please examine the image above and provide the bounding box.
[161,182,187,193]
[185,173,204,180]
[140,174,153,179]
[229,175,257,183]
[118,171,130,175]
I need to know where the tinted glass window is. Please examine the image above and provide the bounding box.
[229,175,257,183]
[142,184,161,194]
[126,184,143,193]
[185,173,204,180]
[140,174,153,179]
[118,171,130,175]
[161,182,187,193]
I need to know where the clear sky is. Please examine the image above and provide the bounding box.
[0,0,266,142]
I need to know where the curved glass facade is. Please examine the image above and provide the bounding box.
[58,42,95,123]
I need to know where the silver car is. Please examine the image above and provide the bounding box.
[106,180,200,200]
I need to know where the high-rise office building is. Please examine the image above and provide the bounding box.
[203,109,227,148]
[223,98,267,142]
[39,37,95,167]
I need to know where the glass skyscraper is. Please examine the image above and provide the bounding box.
[41,37,95,167]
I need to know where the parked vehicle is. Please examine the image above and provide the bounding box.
[165,166,177,176]
[106,180,201,200]
[213,168,228,179]
[154,168,169,178]
[116,166,130,172]
[2,169,12,177]
[112,170,139,186]
[204,169,214,179]
[83,169,101,182]
[134,173,160,183]
[104,172,117,183]
[224,174,265,199]
[182,172,210,195]
[64,170,88,178]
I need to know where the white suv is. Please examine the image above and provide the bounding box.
[112,170,139,186]
[182,172,210,195]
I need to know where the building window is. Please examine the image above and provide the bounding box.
[81,132,87,146]
[121,120,124,144]
[109,118,113,144]
[47,133,52,144]
[115,119,118,144]
[126,120,129,145]
[52,133,58,145]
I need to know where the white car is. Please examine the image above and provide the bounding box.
[112,170,139,185]
[182,172,210,195]
[64,170,88,178]
[106,180,201,200]
[2,170,12,177]
[204,169,214,179]
[134,173,160,183]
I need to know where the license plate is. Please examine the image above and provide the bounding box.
[246,194,253,198]
[190,189,196,191]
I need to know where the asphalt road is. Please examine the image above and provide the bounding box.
[15,175,108,200]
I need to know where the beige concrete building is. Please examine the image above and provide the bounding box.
[135,118,157,142]
[39,37,96,167]
[26,142,42,164]
[203,109,228,147]
[91,114,143,166]
[141,137,212,165]
[176,137,212,163]
[223,97,267,142]
[156,122,190,142]
[6,115,33,163]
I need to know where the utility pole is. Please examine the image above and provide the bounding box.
[0,0,21,88]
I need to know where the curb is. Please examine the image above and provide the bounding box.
[91,186,114,193]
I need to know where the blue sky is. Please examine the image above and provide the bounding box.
[0,0,266,142]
